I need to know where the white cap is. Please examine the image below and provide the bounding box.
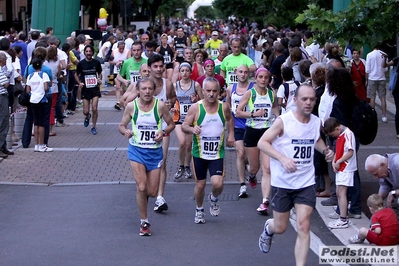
[212,31,219,36]
[85,35,93,40]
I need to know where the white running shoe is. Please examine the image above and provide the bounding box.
[194,209,206,224]
[38,145,53,152]
[154,197,168,213]
[239,185,248,198]
[328,219,348,229]
[209,194,220,217]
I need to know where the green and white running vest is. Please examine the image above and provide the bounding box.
[192,100,226,160]
[129,98,162,148]
[245,87,274,129]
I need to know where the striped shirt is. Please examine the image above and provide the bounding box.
[0,68,9,95]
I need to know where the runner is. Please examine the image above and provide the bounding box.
[225,65,253,198]
[173,62,203,181]
[119,77,175,236]
[220,38,256,86]
[236,68,279,214]
[74,45,102,135]
[257,84,333,266]
[109,41,131,110]
[182,77,233,223]
[116,42,147,90]
[204,31,223,60]
[156,33,175,80]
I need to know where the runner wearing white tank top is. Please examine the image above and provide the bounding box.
[257,84,334,265]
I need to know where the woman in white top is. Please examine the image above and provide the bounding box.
[97,35,116,63]
[26,58,52,152]
[109,41,131,110]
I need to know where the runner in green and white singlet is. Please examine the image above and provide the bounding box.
[182,77,233,224]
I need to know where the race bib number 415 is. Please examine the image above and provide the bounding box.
[130,71,140,83]
[228,71,238,84]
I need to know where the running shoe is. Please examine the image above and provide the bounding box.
[259,219,274,253]
[194,209,206,224]
[348,234,364,244]
[114,102,122,110]
[174,166,184,180]
[246,175,257,189]
[238,185,248,198]
[184,167,193,179]
[209,194,220,217]
[91,127,97,135]
[38,145,53,152]
[154,197,169,213]
[139,222,151,236]
[328,219,348,229]
[84,113,91,127]
[256,201,269,215]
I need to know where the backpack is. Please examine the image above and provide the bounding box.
[349,99,378,145]
[283,81,300,100]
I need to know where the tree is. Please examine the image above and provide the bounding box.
[296,0,399,49]
[195,6,219,20]
[212,0,332,28]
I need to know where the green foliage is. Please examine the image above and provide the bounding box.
[296,0,399,48]
[195,6,218,20]
[212,0,331,27]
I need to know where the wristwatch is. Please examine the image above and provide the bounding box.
[162,130,167,136]
[391,190,397,197]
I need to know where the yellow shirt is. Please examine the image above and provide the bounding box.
[205,39,223,59]
[69,50,78,71]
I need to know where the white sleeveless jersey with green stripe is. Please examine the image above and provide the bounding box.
[129,98,162,148]
[192,100,226,160]
[245,87,274,129]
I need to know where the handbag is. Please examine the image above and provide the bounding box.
[13,81,24,97]
[388,64,398,91]
[18,88,30,106]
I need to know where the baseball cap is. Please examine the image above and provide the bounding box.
[85,35,93,40]
[212,31,219,36]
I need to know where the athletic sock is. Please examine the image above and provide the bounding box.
[240,182,245,187]
[210,194,218,202]
[265,223,274,236]
[140,219,149,224]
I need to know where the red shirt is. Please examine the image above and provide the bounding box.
[370,207,399,243]
[196,74,226,90]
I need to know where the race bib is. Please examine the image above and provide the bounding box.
[253,103,271,119]
[115,65,121,74]
[180,103,191,116]
[137,125,158,147]
[211,49,219,57]
[228,71,238,84]
[232,100,246,115]
[177,48,184,57]
[291,139,315,165]
[163,54,171,64]
[201,136,220,158]
[130,71,140,83]
[84,75,97,88]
